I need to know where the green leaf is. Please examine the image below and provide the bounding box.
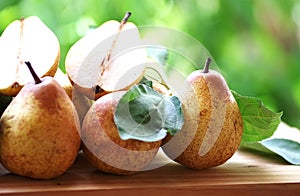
[114,84,184,142]
[147,46,169,65]
[232,91,283,144]
[231,91,300,165]
[162,96,184,135]
[240,141,273,154]
[261,138,300,165]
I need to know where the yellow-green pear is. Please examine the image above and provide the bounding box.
[0,62,81,179]
[162,58,243,169]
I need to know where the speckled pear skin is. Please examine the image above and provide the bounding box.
[81,91,162,175]
[0,77,81,179]
[163,67,243,169]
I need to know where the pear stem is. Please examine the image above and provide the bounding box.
[203,57,212,73]
[25,61,42,84]
[121,12,132,26]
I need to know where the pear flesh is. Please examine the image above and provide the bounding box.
[162,59,243,169]
[0,76,81,179]
[0,16,60,96]
[65,19,147,99]
[72,88,94,125]
[81,91,161,175]
[53,68,73,99]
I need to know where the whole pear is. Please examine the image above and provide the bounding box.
[81,91,161,175]
[162,58,243,169]
[0,62,81,179]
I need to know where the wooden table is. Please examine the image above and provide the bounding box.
[0,148,299,196]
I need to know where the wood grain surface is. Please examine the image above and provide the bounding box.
[0,148,300,196]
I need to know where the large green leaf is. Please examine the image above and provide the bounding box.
[261,138,300,165]
[114,84,183,142]
[232,91,300,165]
[232,91,283,143]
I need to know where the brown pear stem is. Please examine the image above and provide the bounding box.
[25,61,42,84]
[203,57,212,73]
[120,12,132,28]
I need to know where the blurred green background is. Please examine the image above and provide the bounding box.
[1,0,300,128]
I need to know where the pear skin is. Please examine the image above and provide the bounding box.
[81,91,161,175]
[0,63,80,179]
[162,58,243,169]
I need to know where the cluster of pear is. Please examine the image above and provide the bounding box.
[65,12,163,175]
[0,13,244,179]
[0,16,80,179]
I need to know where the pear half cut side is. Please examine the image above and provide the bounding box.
[65,20,147,100]
[0,16,60,96]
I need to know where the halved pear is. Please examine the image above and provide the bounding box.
[54,69,93,125]
[0,16,60,96]
[72,88,94,125]
[54,68,73,99]
[65,17,147,100]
